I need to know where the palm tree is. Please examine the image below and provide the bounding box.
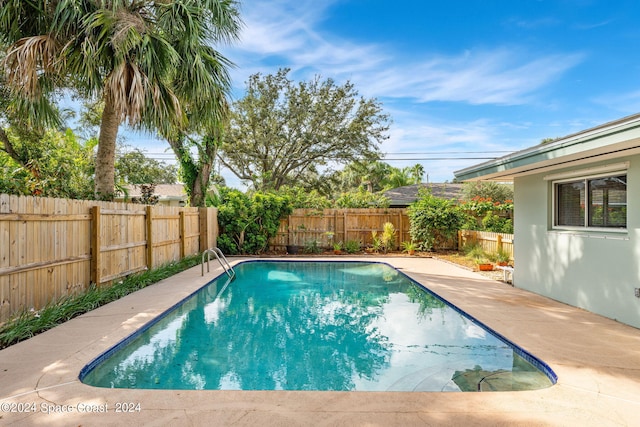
[386,167,413,189]
[360,161,392,192]
[1,0,241,200]
[410,163,425,184]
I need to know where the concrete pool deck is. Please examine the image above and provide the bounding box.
[1,256,639,426]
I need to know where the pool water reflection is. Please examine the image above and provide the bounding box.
[80,261,555,392]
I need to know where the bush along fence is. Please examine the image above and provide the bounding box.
[0,194,218,324]
[269,208,411,253]
[457,230,514,261]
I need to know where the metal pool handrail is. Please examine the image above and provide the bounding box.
[201,247,236,279]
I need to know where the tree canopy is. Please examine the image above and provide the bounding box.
[1,0,241,200]
[116,147,177,185]
[460,181,513,204]
[0,127,95,198]
[219,68,391,191]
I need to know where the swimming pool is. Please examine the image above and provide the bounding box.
[80,261,556,392]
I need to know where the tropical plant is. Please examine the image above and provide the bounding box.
[334,161,394,193]
[380,222,396,252]
[304,240,322,254]
[495,247,511,264]
[410,163,425,184]
[131,184,159,205]
[401,241,418,254]
[463,242,485,260]
[370,231,383,253]
[344,240,361,254]
[462,243,494,268]
[1,0,241,200]
[385,167,413,189]
[333,241,343,251]
[170,129,226,207]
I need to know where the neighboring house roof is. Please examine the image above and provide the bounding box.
[454,113,640,182]
[383,183,463,207]
[122,184,187,202]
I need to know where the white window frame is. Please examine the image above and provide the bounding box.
[548,164,628,233]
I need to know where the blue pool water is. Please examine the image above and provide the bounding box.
[80,261,556,392]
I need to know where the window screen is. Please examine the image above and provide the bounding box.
[588,175,627,228]
[555,181,584,226]
[555,173,626,229]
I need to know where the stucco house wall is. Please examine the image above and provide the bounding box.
[514,155,640,328]
[455,113,640,329]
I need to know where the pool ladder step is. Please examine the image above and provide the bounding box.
[202,247,236,279]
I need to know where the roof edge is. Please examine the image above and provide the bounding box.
[454,112,640,181]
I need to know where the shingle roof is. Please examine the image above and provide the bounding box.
[383,183,463,207]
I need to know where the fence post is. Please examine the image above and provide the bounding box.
[90,206,101,285]
[343,211,347,243]
[199,207,209,251]
[398,211,403,249]
[146,205,153,269]
[497,234,503,252]
[179,210,186,259]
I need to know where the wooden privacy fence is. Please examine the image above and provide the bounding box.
[0,194,218,323]
[270,208,410,251]
[458,230,514,259]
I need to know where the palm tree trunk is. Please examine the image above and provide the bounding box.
[95,96,120,200]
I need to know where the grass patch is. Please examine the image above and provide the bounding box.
[0,254,202,350]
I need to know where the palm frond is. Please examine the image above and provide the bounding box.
[3,35,60,98]
[104,61,147,124]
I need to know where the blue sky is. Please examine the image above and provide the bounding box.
[129,0,640,186]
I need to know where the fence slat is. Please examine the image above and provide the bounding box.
[458,230,514,260]
[269,208,411,251]
[0,194,218,324]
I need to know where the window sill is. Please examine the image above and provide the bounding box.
[548,228,629,240]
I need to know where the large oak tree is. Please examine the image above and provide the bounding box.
[219,68,391,192]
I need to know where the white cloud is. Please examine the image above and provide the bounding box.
[228,0,387,82]
[592,90,640,115]
[226,2,584,106]
[355,50,585,105]
[219,0,587,183]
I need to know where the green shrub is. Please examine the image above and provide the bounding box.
[407,190,467,251]
[463,242,485,260]
[304,240,322,254]
[344,240,361,254]
[275,186,332,209]
[461,182,513,204]
[335,188,390,208]
[212,188,292,254]
[481,212,514,233]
